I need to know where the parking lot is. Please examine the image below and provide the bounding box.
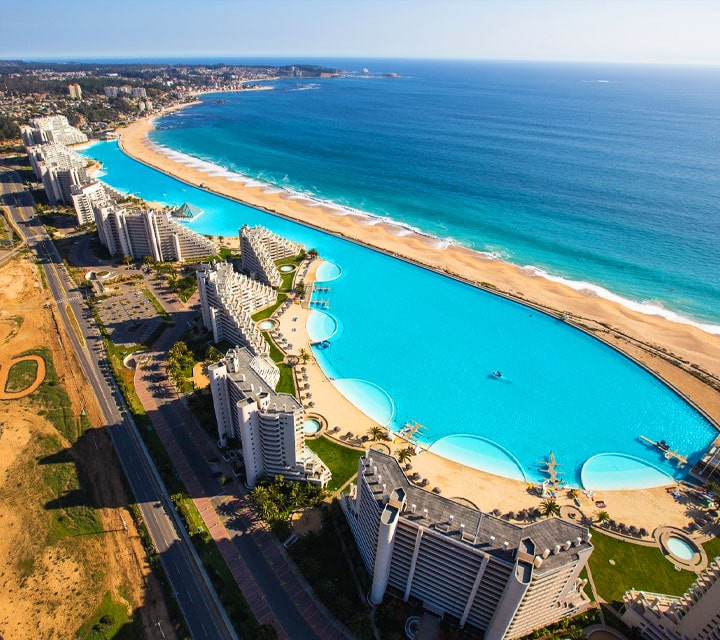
[95,281,166,346]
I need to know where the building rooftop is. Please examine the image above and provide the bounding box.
[363,451,591,572]
[221,346,301,412]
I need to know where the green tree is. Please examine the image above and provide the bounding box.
[299,348,310,363]
[397,448,413,464]
[368,426,385,441]
[540,499,561,518]
[348,613,374,640]
[123,255,133,266]
[595,510,610,525]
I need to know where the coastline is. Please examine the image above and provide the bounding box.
[107,102,720,533]
[116,106,720,423]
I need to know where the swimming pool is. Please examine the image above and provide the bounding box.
[666,536,696,561]
[85,141,718,489]
[303,419,321,435]
[257,319,276,331]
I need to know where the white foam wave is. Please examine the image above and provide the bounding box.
[144,140,720,335]
[522,266,720,335]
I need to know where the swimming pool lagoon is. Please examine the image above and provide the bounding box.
[85,141,718,490]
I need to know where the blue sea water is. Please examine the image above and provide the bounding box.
[82,60,720,488]
[150,60,720,329]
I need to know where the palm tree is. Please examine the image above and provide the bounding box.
[299,348,311,364]
[308,248,319,259]
[595,510,610,525]
[368,426,385,441]
[348,613,374,640]
[540,499,561,518]
[123,255,133,266]
[397,448,413,464]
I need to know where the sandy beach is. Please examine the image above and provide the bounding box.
[115,106,720,533]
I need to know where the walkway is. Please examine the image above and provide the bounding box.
[133,309,348,639]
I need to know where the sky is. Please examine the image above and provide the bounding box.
[3,0,720,64]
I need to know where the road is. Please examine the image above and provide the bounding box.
[0,170,237,640]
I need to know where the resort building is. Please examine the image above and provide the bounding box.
[621,557,720,640]
[26,143,89,205]
[68,83,83,99]
[342,451,593,640]
[239,224,301,287]
[70,181,109,225]
[94,204,218,263]
[196,261,275,355]
[20,115,87,147]
[208,347,331,488]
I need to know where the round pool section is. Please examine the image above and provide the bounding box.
[581,453,675,490]
[666,536,695,561]
[331,378,394,426]
[307,310,338,343]
[430,435,528,482]
[303,419,321,435]
[315,260,342,282]
[279,264,296,273]
[258,319,277,331]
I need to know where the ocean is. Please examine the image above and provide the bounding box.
[149,60,720,331]
[83,60,720,486]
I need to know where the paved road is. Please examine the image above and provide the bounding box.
[0,170,237,640]
[135,307,349,639]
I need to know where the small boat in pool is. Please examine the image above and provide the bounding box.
[492,371,503,378]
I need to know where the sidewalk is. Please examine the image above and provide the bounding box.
[134,335,349,640]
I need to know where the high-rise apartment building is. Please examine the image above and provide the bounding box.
[342,452,593,639]
[20,115,87,147]
[94,205,218,263]
[239,224,301,287]
[70,181,109,226]
[208,347,331,488]
[196,261,275,355]
[26,143,89,205]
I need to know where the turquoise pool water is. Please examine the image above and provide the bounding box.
[303,419,321,435]
[666,536,696,561]
[83,141,718,489]
[258,320,276,331]
[306,310,338,343]
[315,260,342,282]
[581,454,674,490]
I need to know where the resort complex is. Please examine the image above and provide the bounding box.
[196,260,276,355]
[20,115,89,147]
[342,451,593,639]
[26,141,90,206]
[94,204,218,262]
[208,346,331,488]
[239,223,302,287]
[621,557,720,640]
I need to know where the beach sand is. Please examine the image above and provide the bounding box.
[116,108,720,533]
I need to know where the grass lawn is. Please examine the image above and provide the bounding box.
[75,591,138,640]
[703,534,720,560]
[588,529,696,603]
[252,293,287,322]
[141,288,170,318]
[306,436,362,491]
[5,357,38,392]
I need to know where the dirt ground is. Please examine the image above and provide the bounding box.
[0,254,178,640]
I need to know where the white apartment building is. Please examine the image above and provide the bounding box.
[70,181,108,225]
[131,87,147,98]
[104,86,119,98]
[196,261,275,356]
[26,143,89,205]
[94,205,218,263]
[68,83,83,99]
[20,115,87,147]
[208,347,331,488]
[343,452,593,639]
[622,557,720,640]
[239,224,301,287]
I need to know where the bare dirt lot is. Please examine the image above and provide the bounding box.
[0,253,178,640]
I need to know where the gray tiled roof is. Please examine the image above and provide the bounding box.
[363,451,591,571]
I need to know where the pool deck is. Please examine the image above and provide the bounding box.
[251,254,720,538]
